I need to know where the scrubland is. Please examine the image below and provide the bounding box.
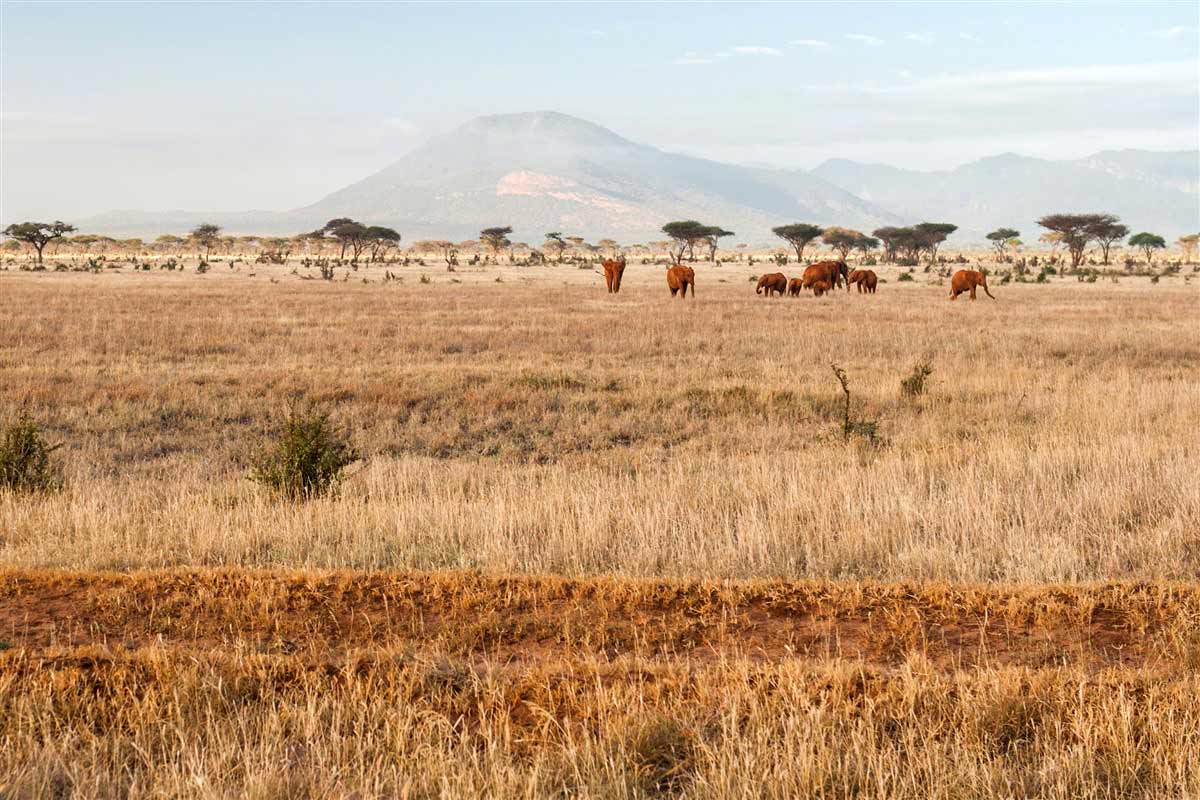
[1,259,1198,797]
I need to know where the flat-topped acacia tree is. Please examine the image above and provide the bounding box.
[480,226,513,260]
[772,223,824,263]
[986,228,1021,259]
[661,220,709,264]
[1128,232,1166,264]
[2,221,77,263]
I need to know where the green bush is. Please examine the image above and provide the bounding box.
[0,414,63,493]
[898,271,915,282]
[249,410,359,499]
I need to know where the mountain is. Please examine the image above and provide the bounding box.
[812,150,1199,241]
[295,111,900,242]
[75,113,1197,243]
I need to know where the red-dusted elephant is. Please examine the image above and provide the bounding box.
[949,269,995,300]
[667,265,695,298]
[848,269,878,294]
[600,257,627,293]
[755,272,788,296]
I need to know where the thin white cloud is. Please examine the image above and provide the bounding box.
[1154,25,1197,38]
[846,33,883,46]
[875,60,1197,94]
[672,52,713,65]
[904,32,935,44]
[792,38,829,48]
[959,32,982,43]
[732,46,782,56]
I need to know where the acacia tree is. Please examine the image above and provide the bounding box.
[1085,215,1129,265]
[700,226,734,262]
[914,222,957,265]
[772,223,824,263]
[544,232,567,262]
[1037,214,1112,269]
[821,227,863,261]
[596,238,619,258]
[364,226,401,261]
[1128,232,1166,264]
[985,228,1020,259]
[2,221,77,263]
[480,226,512,260]
[854,234,880,260]
[189,223,222,260]
[872,227,906,262]
[661,220,708,264]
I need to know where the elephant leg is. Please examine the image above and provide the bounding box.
[969,286,976,300]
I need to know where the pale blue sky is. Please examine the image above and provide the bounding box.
[2,0,1197,220]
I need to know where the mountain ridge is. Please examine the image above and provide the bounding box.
[73,112,1198,243]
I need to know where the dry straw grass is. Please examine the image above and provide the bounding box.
[1,264,1197,581]
[1,260,1199,796]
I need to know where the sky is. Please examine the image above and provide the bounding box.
[2,0,1198,221]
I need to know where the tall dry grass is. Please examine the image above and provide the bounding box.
[2,646,1198,798]
[1,265,1198,580]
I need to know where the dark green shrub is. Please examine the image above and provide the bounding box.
[0,414,63,493]
[898,271,914,282]
[249,410,359,499]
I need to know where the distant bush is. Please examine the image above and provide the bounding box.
[901,361,934,397]
[898,271,915,282]
[0,413,63,493]
[249,409,359,500]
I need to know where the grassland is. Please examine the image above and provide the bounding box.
[1,258,1198,796]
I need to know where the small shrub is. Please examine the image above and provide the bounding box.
[419,274,431,284]
[0,414,63,493]
[196,261,209,274]
[901,361,934,397]
[1036,271,1047,283]
[898,271,914,282]
[249,409,359,499]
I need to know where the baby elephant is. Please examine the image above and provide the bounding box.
[949,269,995,300]
[755,272,788,296]
[847,269,878,294]
[788,277,804,296]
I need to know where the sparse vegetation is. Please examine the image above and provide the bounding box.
[249,409,359,499]
[900,360,934,397]
[0,413,62,493]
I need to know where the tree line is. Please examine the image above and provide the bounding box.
[3,215,1194,267]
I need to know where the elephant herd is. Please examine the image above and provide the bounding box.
[755,260,878,298]
[599,257,995,302]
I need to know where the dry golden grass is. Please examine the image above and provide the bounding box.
[2,569,1200,798]
[1,262,1197,581]
[1,260,1198,796]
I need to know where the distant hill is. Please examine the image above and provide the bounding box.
[811,150,1199,241]
[75,113,1197,244]
[295,111,901,243]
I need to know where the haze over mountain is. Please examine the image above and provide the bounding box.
[812,150,1199,240]
[78,112,1198,244]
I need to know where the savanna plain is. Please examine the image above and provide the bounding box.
[2,259,1199,797]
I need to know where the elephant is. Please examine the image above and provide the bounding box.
[949,269,995,300]
[755,272,788,296]
[667,265,695,298]
[848,269,878,294]
[802,261,848,293]
[810,279,833,297]
[788,277,804,296]
[601,257,626,293]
